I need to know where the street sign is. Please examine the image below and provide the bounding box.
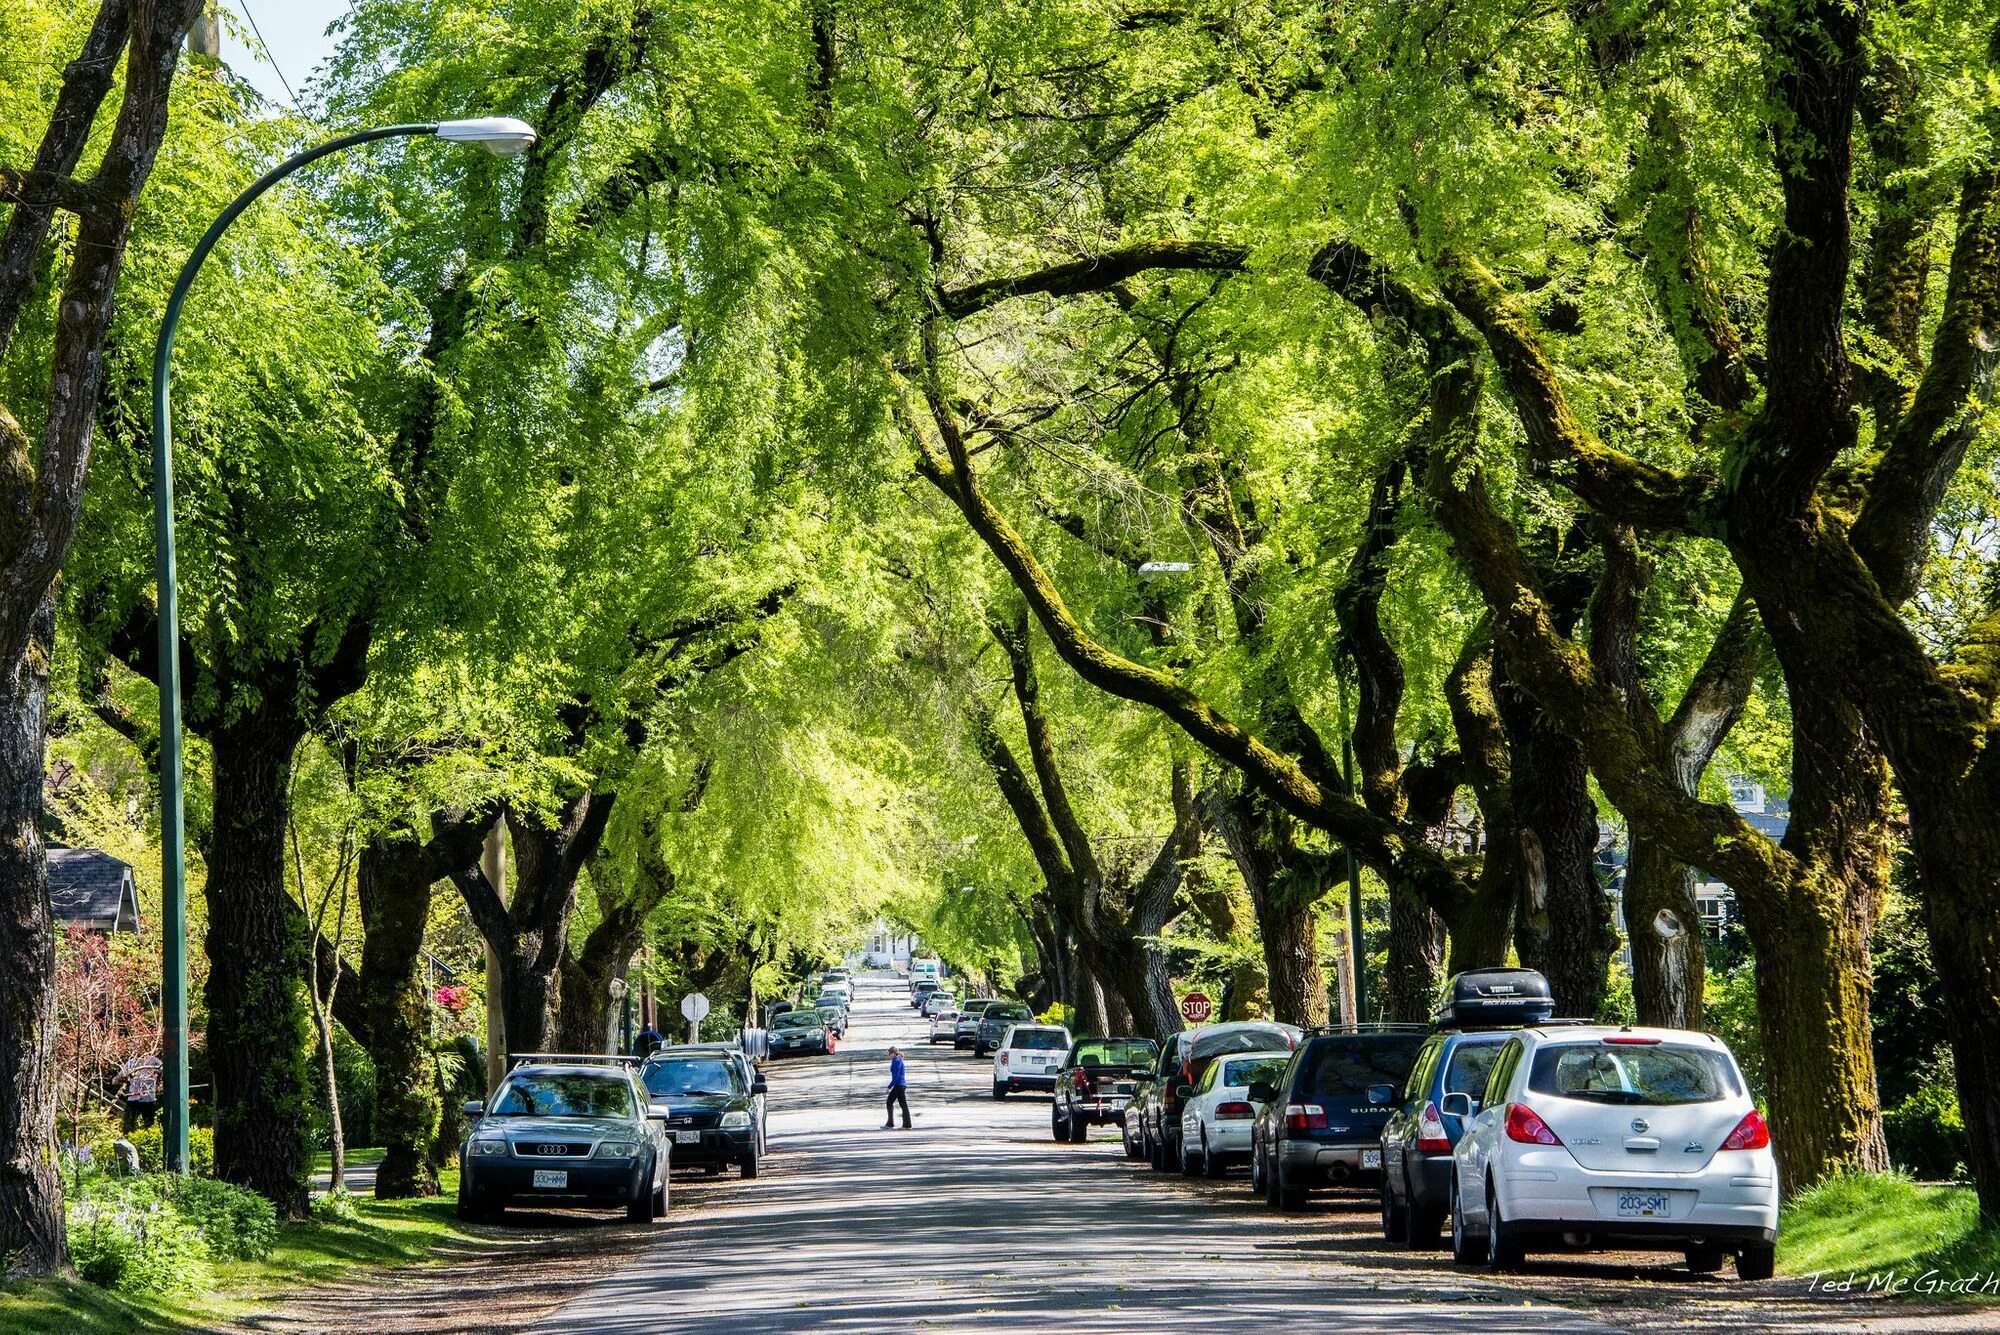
[680,993,710,1023]
[1180,992,1213,1024]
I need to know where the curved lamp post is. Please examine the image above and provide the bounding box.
[151,117,536,1173]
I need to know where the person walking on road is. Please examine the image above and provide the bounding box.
[883,1046,911,1130]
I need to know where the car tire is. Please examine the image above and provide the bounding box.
[740,1150,759,1179]
[1381,1178,1409,1245]
[1202,1133,1227,1178]
[1149,1130,1169,1172]
[1180,1135,1202,1176]
[1736,1244,1776,1281]
[1052,1106,1070,1143]
[1408,1201,1447,1250]
[1685,1245,1725,1274]
[1068,1113,1088,1144]
[652,1178,669,1215]
[455,1191,491,1223]
[1251,1140,1267,1196]
[1275,1156,1307,1211]
[1484,1176,1525,1272]
[626,1179,657,1224]
[992,1084,1007,1100]
[1450,1175,1480,1266]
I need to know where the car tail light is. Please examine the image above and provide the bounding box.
[1503,1103,1562,1146]
[1416,1100,1451,1154]
[999,1052,1010,1066]
[1284,1103,1327,1132]
[1604,1035,1661,1045]
[1722,1109,1770,1151]
[1216,1101,1254,1119]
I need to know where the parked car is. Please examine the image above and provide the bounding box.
[1250,1028,1425,1208]
[1054,1037,1158,1144]
[768,1009,831,1057]
[1180,1049,1291,1177]
[457,1060,669,1222]
[669,1042,768,1156]
[1142,1021,1300,1174]
[1448,1026,1777,1279]
[911,979,942,1009]
[811,1002,849,1039]
[974,1001,1036,1056]
[817,981,853,1006]
[920,989,957,1017]
[1381,968,1555,1247]
[992,1024,1072,1098]
[822,969,851,985]
[954,999,999,1049]
[929,1009,962,1044]
[641,1048,765,1178]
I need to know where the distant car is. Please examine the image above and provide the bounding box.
[920,989,957,1017]
[817,980,852,1004]
[1449,1026,1777,1279]
[811,1003,849,1039]
[1053,1037,1158,1144]
[974,1001,1035,1056]
[911,979,942,1009]
[458,1061,669,1222]
[1380,968,1556,1248]
[768,1009,831,1057]
[766,1000,794,1019]
[1250,1029,1426,1209]
[1139,1021,1300,1174]
[1179,1049,1291,1177]
[641,1050,765,1179]
[929,1009,962,1044]
[822,969,851,985]
[954,999,999,1049]
[992,1024,1072,1098]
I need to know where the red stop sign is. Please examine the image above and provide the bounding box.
[1180,992,1213,1024]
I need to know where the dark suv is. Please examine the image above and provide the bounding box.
[458,1060,670,1222]
[1250,1030,1426,1209]
[641,1049,766,1178]
[974,1001,1034,1056]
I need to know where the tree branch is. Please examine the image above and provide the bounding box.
[939,240,1249,319]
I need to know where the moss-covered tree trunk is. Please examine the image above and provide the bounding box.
[1207,788,1328,1026]
[1623,840,1705,1029]
[203,706,313,1218]
[1384,882,1446,1021]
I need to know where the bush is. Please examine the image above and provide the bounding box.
[66,1179,214,1295]
[1036,1002,1075,1029]
[114,1123,214,1175]
[167,1175,279,1260]
[1886,1068,1969,1181]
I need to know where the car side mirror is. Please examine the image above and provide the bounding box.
[1367,1083,1396,1107]
[462,1100,486,1119]
[752,1076,768,1096]
[1440,1092,1475,1119]
[647,1104,672,1121]
[1248,1081,1278,1105]
[1174,1083,1195,1100]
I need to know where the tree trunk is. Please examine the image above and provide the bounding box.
[1384,882,1446,1022]
[1207,788,1329,1026]
[358,837,442,1199]
[1098,933,1178,1038]
[0,597,64,1276]
[1623,838,1705,1029]
[1498,673,1617,1018]
[1070,933,1113,1035]
[203,708,313,1218]
[1444,847,1518,974]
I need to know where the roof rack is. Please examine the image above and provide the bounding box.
[507,1052,642,1069]
[1301,1022,1433,1034]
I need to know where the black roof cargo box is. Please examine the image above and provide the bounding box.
[1435,967,1554,1030]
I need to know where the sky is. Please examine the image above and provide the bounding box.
[220,1,350,109]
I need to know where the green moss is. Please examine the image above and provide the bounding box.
[1780,1172,2000,1298]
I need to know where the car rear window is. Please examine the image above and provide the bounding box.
[1011,1029,1069,1050]
[1221,1056,1289,1089]
[1073,1039,1156,1068]
[1296,1037,1425,1098]
[987,1005,1033,1022]
[1443,1041,1503,1097]
[1528,1042,1739,1105]
[644,1059,742,1098]
[492,1073,633,1118]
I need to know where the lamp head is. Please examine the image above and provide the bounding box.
[435,117,538,157]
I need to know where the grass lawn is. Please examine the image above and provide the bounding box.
[0,1168,488,1335]
[1780,1172,2000,1297]
[309,1145,387,1173]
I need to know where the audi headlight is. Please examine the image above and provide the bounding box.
[720,1110,751,1130]
[594,1140,642,1160]
[469,1138,508,1157]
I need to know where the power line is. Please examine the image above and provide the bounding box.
[238,1,301,109]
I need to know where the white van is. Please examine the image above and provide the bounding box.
[909,958,942,986]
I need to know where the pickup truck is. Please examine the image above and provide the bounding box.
[1052,1037,1159,1143]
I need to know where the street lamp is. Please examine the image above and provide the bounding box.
[150,117,536,1174]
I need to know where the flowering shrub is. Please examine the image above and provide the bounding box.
[64,1171,277,1294]
[434,983,469,1012]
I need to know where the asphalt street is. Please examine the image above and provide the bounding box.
[531,972,1620,1334]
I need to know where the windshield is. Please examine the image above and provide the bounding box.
[490,1073,633,1118]
[1298,1038,1425,1098]
[1222,1056,1290,1089]
[1010,1029,1069,1051]
[1073,1039,1157,1068]
[643,1059,742,1098]
[961,1000,996,1016]
[773,1013,822,1030]
[1528,1042,1739,1106]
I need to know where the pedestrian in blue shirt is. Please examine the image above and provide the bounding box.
[882,1046,911,1129]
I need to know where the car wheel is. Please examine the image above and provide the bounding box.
[1450,1175,1480,1266]
[1275,1155,1307,1211]
[992,1083,1007,1100]
[1484,1176,1524,1272]
[1180,1135,1202,1176]
[703,1163,724,1176]
[1052,1106,1070,1143]
[1685,1245,1725,1274]
[1202,1133,1227,1179]
[1068,1113,1088,1144]
[1251,1140,1267,1195]
[455,1190,489,1223]
[626,1179,658,1224]
[1408,1200,1447,1250]
[1381,1177,1409,1245]
[1149,1130,1169,1172]
[652,1176,669,1214]
[739,1151,759,1180]
[1736,1244,1776,1281]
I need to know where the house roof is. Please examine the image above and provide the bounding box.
[48,848,141,933]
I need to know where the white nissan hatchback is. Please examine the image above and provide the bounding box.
[1448,1026,1778,1279]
